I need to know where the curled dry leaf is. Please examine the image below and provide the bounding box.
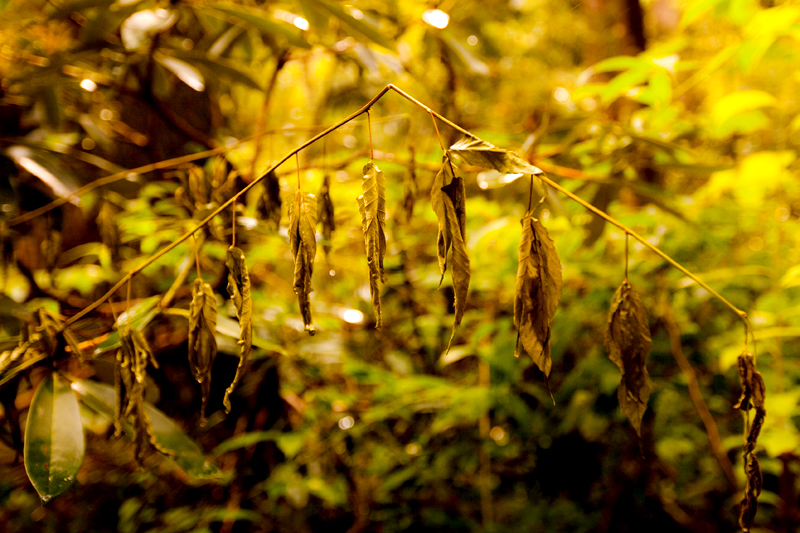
[256,170,282,230]
[605,280,651,437]
[223,246,253,412]
[317,174,335,258]
[734,352,766,532]
[450,136,543,176]
[188,278,218,423]
[357,162,387,328]
[289,190,317,335]
[402,145,417,223]
[431,153,470,350]
[117,328,170,462]
[514,212,562,389]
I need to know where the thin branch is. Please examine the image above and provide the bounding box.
[62,84,748,335]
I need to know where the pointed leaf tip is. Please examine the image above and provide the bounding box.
[24,374,84,502]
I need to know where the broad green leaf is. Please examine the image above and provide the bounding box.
[357,162,387,328]
[120,9,177,51]
[71,380,221,479]
[24,374,84,503]
[212,430,281,456]
[298,0,395,51]
[289,190,318,335]
[514,213,562,387]
[205,3,310,49]
[450,137,542,175]
[154,54,205,92]
[711,90,776,126]
[223,246,252,412]
[605,280,651,436]
[189,278,218,422]
[116,295,161,330]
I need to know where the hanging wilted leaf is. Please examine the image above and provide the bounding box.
[402,145,417,223]
[24,373,84,503]
[450,136,543,176]
[289,190,317,335]
[514,212,562,390]
[430,153,470,349]
[605,280,651,436]
[256,170,282,230]
[357,162,387,328]
[187,164,209,208]
[188,278,218,423]
[317,174,335,258]
[734,352,766,532]
[223,246,252,412]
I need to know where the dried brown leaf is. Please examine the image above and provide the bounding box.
[357,162,387,328]
[514,212,562,381]
[290,190,317,335]
[257,170,282,230]
[450,136,543,175]
[317,174,335,258]
[188,278,218,423]
[735,352,767,532]
[605,280,651,436]
[223,246,253,412]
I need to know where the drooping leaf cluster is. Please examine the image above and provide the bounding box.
[734,352,766,532]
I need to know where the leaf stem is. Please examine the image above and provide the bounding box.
[624,233,629,281]
[296,153,301,190]
[231,199,237,248]
[527,175,534,213]
[430,111,445,152]
[367,109,374,161]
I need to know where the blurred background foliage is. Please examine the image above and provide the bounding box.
[1,0,800,531]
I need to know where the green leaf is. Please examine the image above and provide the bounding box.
[711,90,776,126]
[605,280,651,436]
[212,430,281,456]
[116,295,161,330]
[440,35,489,76]
[223,246,252,412]
[449,137,542,175]
[71,379,221,479]
[189,278,218,423]
[24,374,85,503]
[6,146,81,204]
[154,53,205,92]
[205,3,310,49]
[514,213,562,388]
[298,0,396,51]
[289,190,318,335]
[357,162,387,328]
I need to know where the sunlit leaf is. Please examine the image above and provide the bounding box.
[223,246,252,413]
[450,137,542,175]
[120,9,177,51]
[155,54,206,92]
[24,374,84,503]
[357,162,387,328]
[289,190,317,335]
[440,35,489,76]
[71,379,221,479]
[712,90,776,126]
[605,280,651,436]
[6,146,81,204]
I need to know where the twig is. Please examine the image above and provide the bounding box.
[62,84,748,335]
